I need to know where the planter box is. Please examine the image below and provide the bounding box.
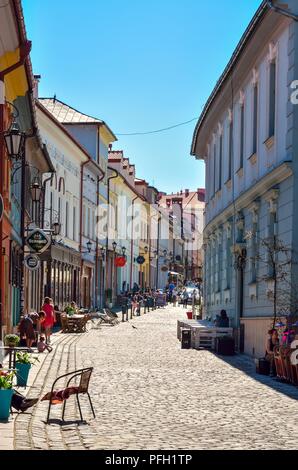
[16,363,31,387]
[215,337,235,355]
[0,389,13,420]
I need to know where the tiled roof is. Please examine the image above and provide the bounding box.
[39,98,103,124]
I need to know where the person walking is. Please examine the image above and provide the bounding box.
[182,288,189,308]
[41,297,56,345]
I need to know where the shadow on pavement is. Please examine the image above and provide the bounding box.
[212,352,298,401]
[44,418,89,426]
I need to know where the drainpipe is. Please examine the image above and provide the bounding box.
[0,41,31,340]
[266,1,298,21]
[130,195,139,290]
[106,167,119,305]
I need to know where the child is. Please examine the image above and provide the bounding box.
[37,335,53,353]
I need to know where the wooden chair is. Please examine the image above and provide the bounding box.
[46,367,95,423]
[60,314,69,333]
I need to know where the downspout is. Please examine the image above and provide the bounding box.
[266,1,298,21]
[0,40,31,339]
[106,167,119,305]
[130,195,139,290]
[40,173,54,303]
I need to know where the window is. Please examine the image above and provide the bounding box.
[269,61,276,137]
[253,84,258,155]
[213,143,216,197]
[65,202,69,238]
[73,206,77,241]
[218,135,223,191]
[228,121,233,181]
[239,104,245,169]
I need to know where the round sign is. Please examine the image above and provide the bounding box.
[0,194,3,223]
[136,255,145,265]
[161,265,168,272]
[26,229,51,254]
[24,255,40,271]
[115,256,126,268]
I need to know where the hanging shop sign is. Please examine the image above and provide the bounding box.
[161,265,168,272]
[24,254,40,271]
[115,256,127,268]
[26,229,51,254]
[0,194,3,223]
[136,255,145,265]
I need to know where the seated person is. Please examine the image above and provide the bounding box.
[265,328,279,376]
[218,310,229,327]
[37,335,53,353]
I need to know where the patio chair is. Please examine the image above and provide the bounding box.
[104,308,120,325]
[46,367,95,423]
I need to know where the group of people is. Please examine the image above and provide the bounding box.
[18,297,56,352]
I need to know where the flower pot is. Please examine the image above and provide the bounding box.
[16,363,31,387]
[0,389,13,421]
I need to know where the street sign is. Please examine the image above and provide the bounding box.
[136,255,145,265]
[115,256,126,267]
[0,194,3,223]
[24,254,40,271]
[26,229,51,254]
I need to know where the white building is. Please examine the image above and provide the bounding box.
[191,1,298,357]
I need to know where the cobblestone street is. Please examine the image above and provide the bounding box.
[10,306,298,450]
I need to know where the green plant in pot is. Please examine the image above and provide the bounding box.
[4,334,20,348]
[15,352,39,387]
[0,370,15,420]
[65,305,75,316]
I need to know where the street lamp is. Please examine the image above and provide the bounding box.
[112,241,117,252]
[30,177,42,203]
[100,246,106,260]
[87,240,92,253]
[144,246,148,254]
[52,221,61,237]
[4,120,26,161]
[121,246,127,257]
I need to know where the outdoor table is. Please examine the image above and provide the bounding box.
[66,314,88,333]
[0,347,37,369]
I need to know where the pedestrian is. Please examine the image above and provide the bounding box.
[172,289,178,307]
[18,314,36,350]
[218,310,229,327]
[182,288,189,308]
[265,329,279,376]
[41,297,56,345]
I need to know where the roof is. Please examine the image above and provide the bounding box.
[191,0,269,156]
[39,97,117,141]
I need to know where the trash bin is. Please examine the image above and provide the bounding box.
[181,329,191,349]
[215,336,235,355]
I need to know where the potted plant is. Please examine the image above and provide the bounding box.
[0,370,15,420]
[65,305,75,316]
[15,352,39,387]
[4,334,20,348]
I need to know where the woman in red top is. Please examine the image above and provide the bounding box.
[41,297,56,344]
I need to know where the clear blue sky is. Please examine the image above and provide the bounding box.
[22,0,262,194]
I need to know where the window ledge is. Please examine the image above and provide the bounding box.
[264,135,275,150]
[224,179,232,189]
[236,167,244,178]
[248,153,257,165]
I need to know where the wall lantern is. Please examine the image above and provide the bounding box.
[112,241,117,252]
[87,240,92,253]
[121,246,127,256]
[52,221,61,237]
[4,121,26,160]
[30,177,42,203]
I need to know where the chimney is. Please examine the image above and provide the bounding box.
[33,74,41,99]
[185,189,189,197]
[197,188,205,202]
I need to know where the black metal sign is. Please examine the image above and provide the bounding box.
[136,255,145,265]
[26,229,51,254]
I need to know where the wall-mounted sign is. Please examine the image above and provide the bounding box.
[24,254,40,271]
[136,255,145,265]
[115,256,126,268]
[26,229,51,254]
[161,265,168,272]
[0,194,3,223]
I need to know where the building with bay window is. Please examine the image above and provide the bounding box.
[191,1,298,357]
